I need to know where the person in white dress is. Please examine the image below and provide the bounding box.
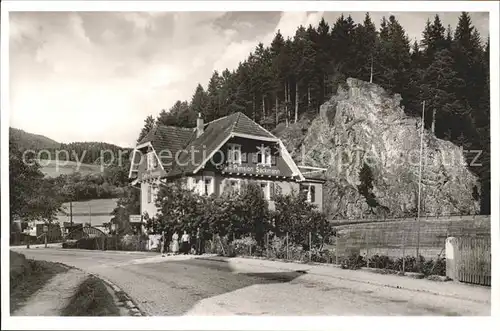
[171,231,179,254]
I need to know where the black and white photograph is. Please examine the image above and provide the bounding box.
[1,1,498,329]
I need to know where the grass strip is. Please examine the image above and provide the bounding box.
[10,253,68,313]
[61,275,120,316]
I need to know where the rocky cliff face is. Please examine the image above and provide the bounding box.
[280,78,480,219]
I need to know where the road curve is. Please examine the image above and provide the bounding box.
[13,248,490,316]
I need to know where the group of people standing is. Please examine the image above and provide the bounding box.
[165,227,205,255]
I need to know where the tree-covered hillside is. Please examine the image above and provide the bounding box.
[9,127,60,151]
[138,12,490,215]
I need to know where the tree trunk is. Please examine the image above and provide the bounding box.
[285,81,289,127]
[370,56,373,83]
[295,82,299,123]
[252,94,256,121]
[262,95,265,120]
[275,94,279,126]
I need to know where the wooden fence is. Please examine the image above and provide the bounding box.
[457,237,491,286]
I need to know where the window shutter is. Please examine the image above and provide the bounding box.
[270,182,275,200]
[242,152,247,163]
[310,185,316,203]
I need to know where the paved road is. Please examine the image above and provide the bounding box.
[13,248,490,316]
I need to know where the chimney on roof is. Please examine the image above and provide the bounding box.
[196,112,204,138]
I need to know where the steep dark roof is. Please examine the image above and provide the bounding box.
[132,112,281,178]
[231,112,275,138]
[138,125,196,155]
[131,125,195,173]
[167,112,277,177]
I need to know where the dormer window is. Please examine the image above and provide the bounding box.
[228,144,241,164]
[257,144,272,166]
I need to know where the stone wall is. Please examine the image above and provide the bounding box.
[334,215,490,259]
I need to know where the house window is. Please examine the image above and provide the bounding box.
[309,185,316,203]
[228,144,242,164]
[197,178,203,194]
[300,184,316,203]
[257,145,271,166]
[204,177,213,195]
[260,181,271,200]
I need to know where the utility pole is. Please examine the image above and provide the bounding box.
[416,100,425,257]
[70,201,73,227]
[370,56,373,83]
[89,202,92,227]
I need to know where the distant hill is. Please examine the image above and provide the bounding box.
[9,127,60,150]
[9,127,132,178]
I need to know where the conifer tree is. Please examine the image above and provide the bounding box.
[190,83,209,119]
[137,115,155,143]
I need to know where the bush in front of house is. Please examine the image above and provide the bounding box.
[145,180,330,257]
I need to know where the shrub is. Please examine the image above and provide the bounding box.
[393,256,424,272]
[232,237,257,256]
[310,248,336,263]
[367,254,446,276]
[368,254,394,269]
[420,257,446,276]
[341,254,366,270]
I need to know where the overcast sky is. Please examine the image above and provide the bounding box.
[10,11,489,148]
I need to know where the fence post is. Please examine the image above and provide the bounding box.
[365,231,369,268]
[386,231,390,257]
[212,233,216,254]
[286,232,289,260]
[309,232,312,262]
[335,235,339,265]
[401,229,406,274]
[445,237,459,280]
[266,232,269,258]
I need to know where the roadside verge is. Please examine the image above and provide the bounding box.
[10,250,144,316]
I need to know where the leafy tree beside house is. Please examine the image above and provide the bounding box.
[144,181,205,239]
[109,186,140,235]
[273,189,330,249]
[144,181,271,247]
[9,141,62,230]
[237,182,270,246]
